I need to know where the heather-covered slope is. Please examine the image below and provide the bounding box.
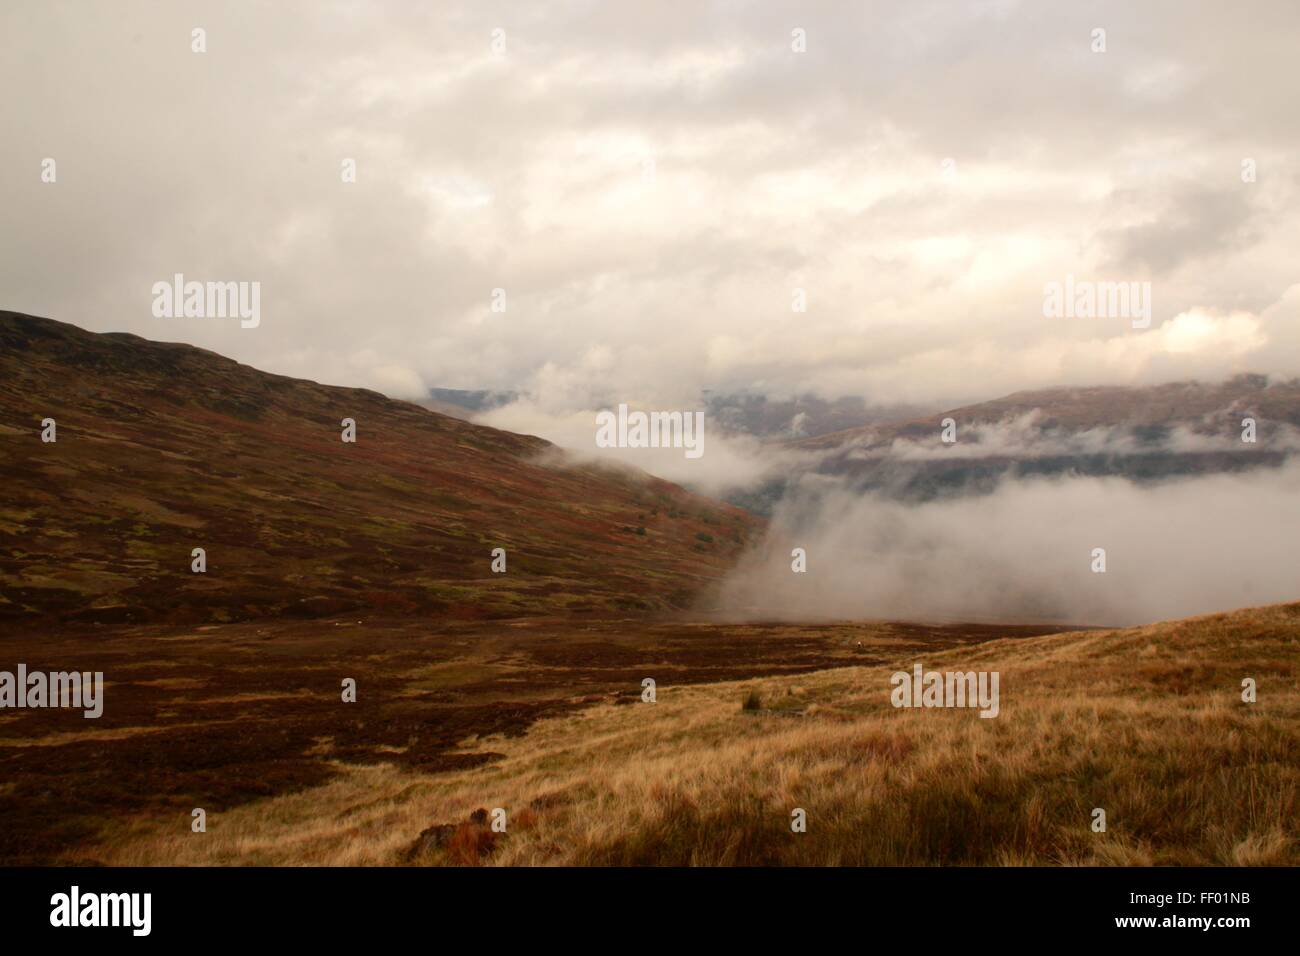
[0,312,760,625]
[761,376,1300,505]
[796,376,1300,452]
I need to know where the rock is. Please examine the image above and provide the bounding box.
[404,823,456,861]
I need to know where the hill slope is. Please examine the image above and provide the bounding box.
[761,376,1300,505]
[0,312,760,626]
[796,376,1300,451]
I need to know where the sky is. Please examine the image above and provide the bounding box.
[4,0,1299,416]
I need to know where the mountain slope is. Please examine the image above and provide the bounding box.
[0,312,760,625]
[774,376,1300,503]
[796,376,1300,450]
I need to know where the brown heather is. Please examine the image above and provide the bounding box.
[90,602,1298,867]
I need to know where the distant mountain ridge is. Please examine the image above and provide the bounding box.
[703,391,928,440]
[774,375,1300,504]
[425,387,520,413]
[793,375,1300,450]
[422,385,928,441]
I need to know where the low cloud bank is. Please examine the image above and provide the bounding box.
[476,398,812,498]
[718,463,1300,626]
[480,392,1300,626]
[841,414,1300,462]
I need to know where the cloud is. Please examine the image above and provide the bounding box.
[1098,186,1261,276]
[718,463,1300,626]
[841,413,1300,463]
[3,1,1300,413]
[477,398,809,497]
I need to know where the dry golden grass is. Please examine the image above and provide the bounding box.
[92,602,1299,866]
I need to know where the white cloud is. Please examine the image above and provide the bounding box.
[3,0,1298,414]
[720,462,1300,625]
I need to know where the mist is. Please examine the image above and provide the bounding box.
[717,462,1300,626]
[840,414,1300,462]
[478,398,814,497]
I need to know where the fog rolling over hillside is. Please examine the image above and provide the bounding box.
[605,376,1294,625]
[327,362,1300,628]
[719,462,1300,626]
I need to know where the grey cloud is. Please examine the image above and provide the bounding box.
[1099,186,1261,276]
[3,0,1300,408]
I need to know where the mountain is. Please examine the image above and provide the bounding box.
[0,312,760,626]
[420,387,520,420]
[795,376,1300,450]
[703,391,928,441]
[777,376,1300,502]
[421,387,925,440]
[425,387,520,413]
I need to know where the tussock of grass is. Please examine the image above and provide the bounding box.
[93,603,1300,866]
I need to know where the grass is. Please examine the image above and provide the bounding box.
[88,602,1299,867]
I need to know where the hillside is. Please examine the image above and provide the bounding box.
[89,601,1300,866]
[796,376,1300,451]
[703,392,928,441]
[756,376,1300,505]
[0,312,760,626]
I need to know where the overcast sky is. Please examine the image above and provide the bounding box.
[4,0,1299,413]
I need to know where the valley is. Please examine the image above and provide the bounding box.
[1,311,1296,868]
